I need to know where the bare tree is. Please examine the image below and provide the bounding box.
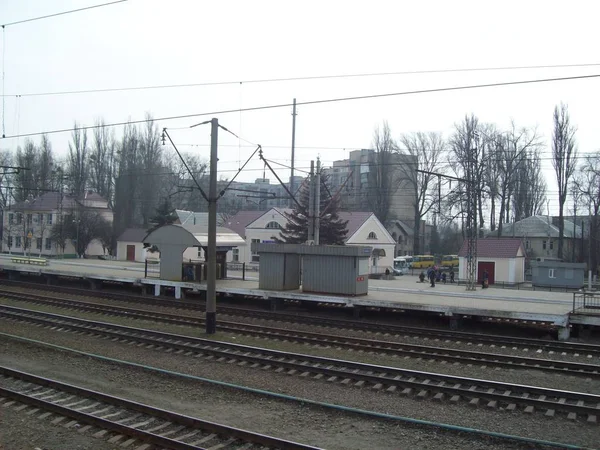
[572,152,600,270]
[399,131,446,254]
[113,122,140,237]
[551,103,578,260]
[89,120,116,206]
[38,134,54,191]
[33,212,51,257]
[138,116,163,227]
[449,115,487,237]
[68,122,89,197]
[492,123,544,235]
[366,122,398,225]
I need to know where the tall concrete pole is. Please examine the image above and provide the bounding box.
[308,160,315,242]
[290,98,297,207]
[206,118,218,334]
[314,157,321,245]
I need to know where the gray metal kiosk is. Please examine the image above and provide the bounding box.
[253,243,371,295]
[300,245,371,295]
[253,243,301,290]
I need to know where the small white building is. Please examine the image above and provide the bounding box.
[225,208,396,271]
[458,238,526,284]
[116,228,156,262]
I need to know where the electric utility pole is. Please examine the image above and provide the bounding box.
[308,160,315,242]
[206,118,219,334]
[314,157,321,245]
[465,141,478,291]
[289,98,297,208]
[415,166,478,290]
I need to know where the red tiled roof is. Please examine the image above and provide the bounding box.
[338,211,373,238]
[225,210,267,238]
[458,238,524,258]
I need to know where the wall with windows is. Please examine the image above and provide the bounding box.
[227,210,288,264]
[345,216,396,269]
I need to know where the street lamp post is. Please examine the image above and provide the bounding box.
[73,218,80,258]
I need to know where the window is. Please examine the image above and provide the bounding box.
[17,213,22,224]
[47,213,53,225]
[8,213,14,223]
[16,236,21,248]
[45,238,52,250]
[232,248,239,262]
[398,235,403,244]
[548,269,556,279]
[265,221,281,229]
[542,240,547,250]
[549,241,554,250]
[36,238,42,250]
[26,213,32,224]
[367,232,377,240]
[7,236,12,247]
[251,238,260,262]
[37,213,43,224]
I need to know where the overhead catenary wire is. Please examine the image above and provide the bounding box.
[1,0,128,27]
[162,128,209,202]
[2,72,599,141]
[2,62,600,98]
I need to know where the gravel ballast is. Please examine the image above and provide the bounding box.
[0,320,597,449]
[1,297,598,395]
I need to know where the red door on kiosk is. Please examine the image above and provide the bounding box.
[477,261,495,285]
[126,245,136,261]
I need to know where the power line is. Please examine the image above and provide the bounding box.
[2,62,599,98]
[2,72,599,141]
[1,1,128,27]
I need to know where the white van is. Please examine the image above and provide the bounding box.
[393,257,409,275]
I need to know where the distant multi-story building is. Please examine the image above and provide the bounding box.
[324,149,416,224]
[487,215,583,263]
[220,176,306,212]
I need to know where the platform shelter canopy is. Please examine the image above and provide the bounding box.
[142,224,245,247]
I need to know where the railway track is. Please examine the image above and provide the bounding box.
[1,282,599,358]
[0,366,319,450]
[2,304,600,424]
[2,290,600,377]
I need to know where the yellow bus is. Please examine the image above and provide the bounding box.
[411,255,435,269]
[442,254,459,268]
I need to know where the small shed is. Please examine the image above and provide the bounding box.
[458,238,526,284]
[143,224,245,281]
[116,228,151,262]
[531,261,585,288]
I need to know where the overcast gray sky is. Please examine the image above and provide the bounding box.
[1,0,598,215]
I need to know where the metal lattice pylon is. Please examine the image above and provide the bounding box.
[465,144,477,291]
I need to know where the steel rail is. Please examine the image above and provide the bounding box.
[1,282,598,356]
[0,366,320,450]
[2,291,599,377]
[1,305,599,423]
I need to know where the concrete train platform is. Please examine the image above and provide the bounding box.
[0,255,597,340]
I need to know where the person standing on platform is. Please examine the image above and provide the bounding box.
[428,267,436,287]
[482,270,489,289]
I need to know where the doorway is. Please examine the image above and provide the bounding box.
[126,245,136,261]
[477,261,495,285]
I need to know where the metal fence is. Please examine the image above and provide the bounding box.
[573,292,600,313]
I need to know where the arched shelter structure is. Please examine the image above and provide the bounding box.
[143,224,244,281]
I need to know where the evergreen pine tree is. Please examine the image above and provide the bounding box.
[149,198,178,230]
[278,173,348,245]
